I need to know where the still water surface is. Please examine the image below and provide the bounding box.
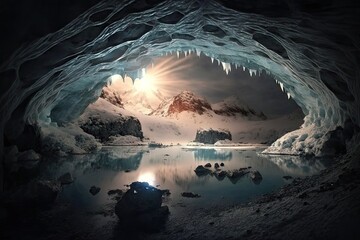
[40,146,330,213]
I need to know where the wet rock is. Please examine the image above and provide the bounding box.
[227,169,249,179]
[204,163,212,168]
[181,192,201,198]
[108,189,123,195]
[58,172,74,185]
[283,175,293,180]
[89,186,101,195]
[220,162,225,167]
[214,163,220,169]
[194,165,212,176]
[115,182,169,231]
[250,170,263,184]
[214,170,227,181]
[161,189,171,196]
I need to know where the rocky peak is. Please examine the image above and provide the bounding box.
[167,91,212,115]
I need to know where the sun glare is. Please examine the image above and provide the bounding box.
[137,172,156,186]
[134,68,155,92]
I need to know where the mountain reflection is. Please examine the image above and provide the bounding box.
[191,149,233,161]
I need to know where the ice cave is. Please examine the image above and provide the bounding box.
[0,0,359,239]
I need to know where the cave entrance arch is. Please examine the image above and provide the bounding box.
[0,0,359,161]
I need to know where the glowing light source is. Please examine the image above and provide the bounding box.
[137,172,155,186]
[134,68,156,92]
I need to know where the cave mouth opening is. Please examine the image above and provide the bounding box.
[2,0,358,164]
[84,52,304,149]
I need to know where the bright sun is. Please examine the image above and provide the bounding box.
[134,68,155,92]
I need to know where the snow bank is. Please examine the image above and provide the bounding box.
[40,124,100,155]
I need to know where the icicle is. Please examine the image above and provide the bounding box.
[287,92,291,99]
[152,62,154,68]
[217,59,220,65]
[142,68,146,78]
[188,50,191,56]
[221,62,226,71]
[280,82,284,92]
[185,51,188,57]
[196,49,201,57]
[177,51,180,58]
[242,66,245,71]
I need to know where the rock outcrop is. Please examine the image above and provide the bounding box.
[195,128,232,144]
[78,99,144,143]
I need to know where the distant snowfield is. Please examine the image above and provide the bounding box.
[81,97,304,146]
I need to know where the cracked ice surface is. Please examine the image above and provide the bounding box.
[0,0,359,156]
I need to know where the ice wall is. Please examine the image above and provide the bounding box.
[0,0,359,156]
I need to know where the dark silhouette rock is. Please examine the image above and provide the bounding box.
[204,163,212,167]
[58,172,74,185]
[214,163,220,169]
[220,162,225,167]
[108,189,123,195]
[283,175,293,180]
[89,186,101,195]
[115,182,169,231]
[194,165,212,176]
[181,192,201,198]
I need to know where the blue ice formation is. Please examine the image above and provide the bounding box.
[0,0,359,156]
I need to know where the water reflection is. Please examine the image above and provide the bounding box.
[40,146,331,211]
[260,154,331,176]
[190,148,233,161]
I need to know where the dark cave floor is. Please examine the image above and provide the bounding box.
[1,148,360,240]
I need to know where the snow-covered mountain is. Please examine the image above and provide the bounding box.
[103,78,168,115]
[212,96,267,120]
[150,91,266,120]
[150,90,212,117]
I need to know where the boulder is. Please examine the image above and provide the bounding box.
[227,169,249,179]
[194,128,232,144]
[220,163,225,167]
[204,163,212,168]
[115,182,169,230]
[108,189,123,195]
[214,163,220,169]
[89,186,101,195]
[194,165,212,176]
[283,176,293,180]
[213,170,227,181]
[58,172,74,185]
[181,192,201,198]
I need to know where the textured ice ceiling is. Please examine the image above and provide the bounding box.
[0,0,359,156]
